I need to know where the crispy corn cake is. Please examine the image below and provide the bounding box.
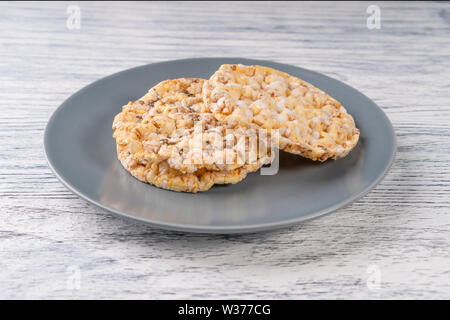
[112,78,273,192]
[203,64,360,161]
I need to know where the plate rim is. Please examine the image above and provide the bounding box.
[44,57,397,234]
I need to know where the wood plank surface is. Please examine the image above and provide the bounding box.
[0,1,449,299]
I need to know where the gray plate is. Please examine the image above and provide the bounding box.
[44,58,396,234]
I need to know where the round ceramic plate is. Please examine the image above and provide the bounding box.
[44,58,396,234]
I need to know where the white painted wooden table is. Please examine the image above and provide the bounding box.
[1,1,449,299]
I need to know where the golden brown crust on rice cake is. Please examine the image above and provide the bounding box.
[113,78,272,175]
[112,78,271,192]
[202,64,360,161]
[116,145,248,193]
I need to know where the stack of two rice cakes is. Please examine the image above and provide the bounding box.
[112,64,360,193]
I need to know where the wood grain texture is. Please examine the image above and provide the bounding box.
[1,1,449,299]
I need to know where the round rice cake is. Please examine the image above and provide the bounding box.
[116,144,248,193]
[112,78,273,175]
[202,64,360,161]
[112,78,273,192]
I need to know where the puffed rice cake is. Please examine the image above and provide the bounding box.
[202,64,360,161]
[116,144,249,193]
[112,78,272,192]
